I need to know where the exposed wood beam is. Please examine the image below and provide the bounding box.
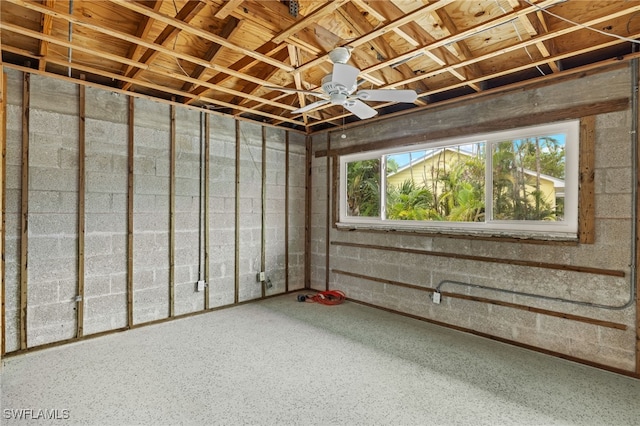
[37,0,55,71]
[232,47,291,112]
[382,4,640,90]
[0,6,292,109]
[119,0,161,81]
[296,0,457,74]
[1,46,304,127]
[180,16,240,93]
[215,0,243,19]
[288,44,308,125]
[305,35,638,129]
[430,8,483,92]
[272,0,350,44]
[111,0,294,72]
[362,0,628,89]
[184,42,286,104]
[351,0,386,22]
[121,0,206,91]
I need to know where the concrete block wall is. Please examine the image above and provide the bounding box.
[5,69,25,351]
[310,65,639,371]
[237,121,263,302]
[84,87,128,335]
[27,75,79,347]
[174,108,205,315]
[287,132,306,290]
[133,98,171,324]
[2,69,307,352]
[208,114,236,307]
[264,127,286,294]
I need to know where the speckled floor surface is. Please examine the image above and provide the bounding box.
[2,293,640,426]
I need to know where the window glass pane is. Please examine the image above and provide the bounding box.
[385,143,485,222]
[346,158,380,217]
[491,135,566,221]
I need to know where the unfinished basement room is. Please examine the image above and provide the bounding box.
[2,0,640,425]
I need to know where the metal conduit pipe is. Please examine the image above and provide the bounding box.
[437,58,640,311]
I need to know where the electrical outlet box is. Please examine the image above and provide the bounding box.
[432,291,441,304]
[256,272,265,282]
[196,280,206,292]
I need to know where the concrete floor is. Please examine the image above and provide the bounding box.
[2,293,640,426]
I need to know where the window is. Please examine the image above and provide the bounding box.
[339,121,579,237]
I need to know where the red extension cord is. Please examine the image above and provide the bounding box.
[298,290,346,305]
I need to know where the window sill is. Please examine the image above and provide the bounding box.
[335,221,580,244]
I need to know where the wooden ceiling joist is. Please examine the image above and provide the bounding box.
[111,0,295,72]
[1,0,638,132]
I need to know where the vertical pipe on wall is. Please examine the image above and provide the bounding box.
[76,77,86,338]
[325,134,330,291]
[169,104,176,317]
[204,113,210,309]
[1,70,6,355]
[234,120,240,303]
[126,96,134,327]
[198,112,205,286]
[19,71,29,350]
[284,131,289,293]
[304,135,311,289]
[261,126,266,298]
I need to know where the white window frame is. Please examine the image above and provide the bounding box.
[338,120,579,238]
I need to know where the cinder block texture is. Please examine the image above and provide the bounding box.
[3,71,307,351]
[27,75,79,347]
[133,103,171,325]
[312,66,637,371]
[174,108,204,315]
[237,121,264,302]
[207,115,236,308]
[83,87,129,335]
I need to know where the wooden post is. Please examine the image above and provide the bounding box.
[204,113,210,309]
[284,131,289,293]
[76,77,86,338]
[635,60,640,375]
[169,104,176,317]
[578,116,596,244]
[325,133,330,291]
[261,126,266,298]
[304,134,312,289]
[127,96,134,327]
[19,71,30,350]
[234,120,240,303]
[1,69,6,355]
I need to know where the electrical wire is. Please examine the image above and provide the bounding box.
[524,0,640,46]
[298,290,346,305]
[494,0,546,76]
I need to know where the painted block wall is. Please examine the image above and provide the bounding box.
[310,65,637,371]
[2,69,307,352]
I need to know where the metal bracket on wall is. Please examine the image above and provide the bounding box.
[288,0,299,18]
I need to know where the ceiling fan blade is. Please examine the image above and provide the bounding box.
[264,86,327,99]
[343,99,378,119]
[332,63,359,90]
[356,89,418,103]
[292,99,331,114]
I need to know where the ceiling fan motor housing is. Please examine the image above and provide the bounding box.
[322,73,356,97]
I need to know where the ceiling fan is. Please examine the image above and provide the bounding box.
[268,47,418,119]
